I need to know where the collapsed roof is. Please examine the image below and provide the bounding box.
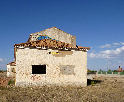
[7,62,16,66]
[14,39,90,51]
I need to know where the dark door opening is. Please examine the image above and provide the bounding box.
[32,65,46,74]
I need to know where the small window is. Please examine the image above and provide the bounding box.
[32,65,46,74]
[11,68,15,73]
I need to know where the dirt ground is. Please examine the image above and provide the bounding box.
[0,72,124,102]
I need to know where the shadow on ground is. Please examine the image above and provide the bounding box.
[87,79,102,86]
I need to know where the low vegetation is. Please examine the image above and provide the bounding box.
[8,79,15,85]
[87,69,97,74]
[0,72,124,102]
[0,70,6,73]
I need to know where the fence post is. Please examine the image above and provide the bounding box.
[118,72,120,75]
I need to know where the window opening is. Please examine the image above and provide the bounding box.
[32,65,46,74]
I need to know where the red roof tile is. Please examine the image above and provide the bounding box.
[14,39,90,51]
[7,62,16,66]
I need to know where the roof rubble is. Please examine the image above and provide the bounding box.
[14,39,90,51]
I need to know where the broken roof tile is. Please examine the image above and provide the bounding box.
[14,39,90,51]
[7,62,16,66]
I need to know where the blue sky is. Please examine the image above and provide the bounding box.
[0,0,124,70]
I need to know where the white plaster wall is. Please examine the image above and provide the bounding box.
[7,65,16,77]
[16,48,87,87]
[7,65,10,77]
[30,27,76,46]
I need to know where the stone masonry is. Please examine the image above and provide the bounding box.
[16,48,87,86]
[7,27,90,87]
[28,27,76,46]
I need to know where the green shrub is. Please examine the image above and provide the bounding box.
[0,70,7,72]
[0,70,4,73]
[107,71,112,74]
[113,72,118,74]
[8,80,15,85]
[120,72,124,75]
[102,71,106,74]
[91,81,96,85]
[113,70,118,72]
[98,71,101,74]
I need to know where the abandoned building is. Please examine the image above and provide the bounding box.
[7,27,90,87]
[7,62,16,77]
[117,66,123,72]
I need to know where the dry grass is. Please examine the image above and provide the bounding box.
[0,72,124,102]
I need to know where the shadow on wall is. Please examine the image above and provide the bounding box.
[87,79,102,86]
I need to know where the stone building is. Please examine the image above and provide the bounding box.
[7,62,16,77]
[117,66,123,72]
[7,27,90,87]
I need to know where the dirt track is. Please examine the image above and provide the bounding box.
[0,72,124,102]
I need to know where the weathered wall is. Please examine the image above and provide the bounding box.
[29,27,76,46]
[16,48,87,87]
[7,65,16,77]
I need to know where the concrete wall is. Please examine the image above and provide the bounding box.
[7,65,16,77]
[16,48,87,87]
[29,27,76,46]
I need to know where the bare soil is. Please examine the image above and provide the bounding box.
[0,72,124,102]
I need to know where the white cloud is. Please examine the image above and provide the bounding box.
[100,42,124,49]
[88,46,124,59]
[0,58,3,62]
[88,53,96,58]
[88,52,108,59]
[120,42,124,45]
[88,42,124,70]
[113,42,121,46]
[100,44,111,48]
[112,42,124,46]
[101,46,124,55]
